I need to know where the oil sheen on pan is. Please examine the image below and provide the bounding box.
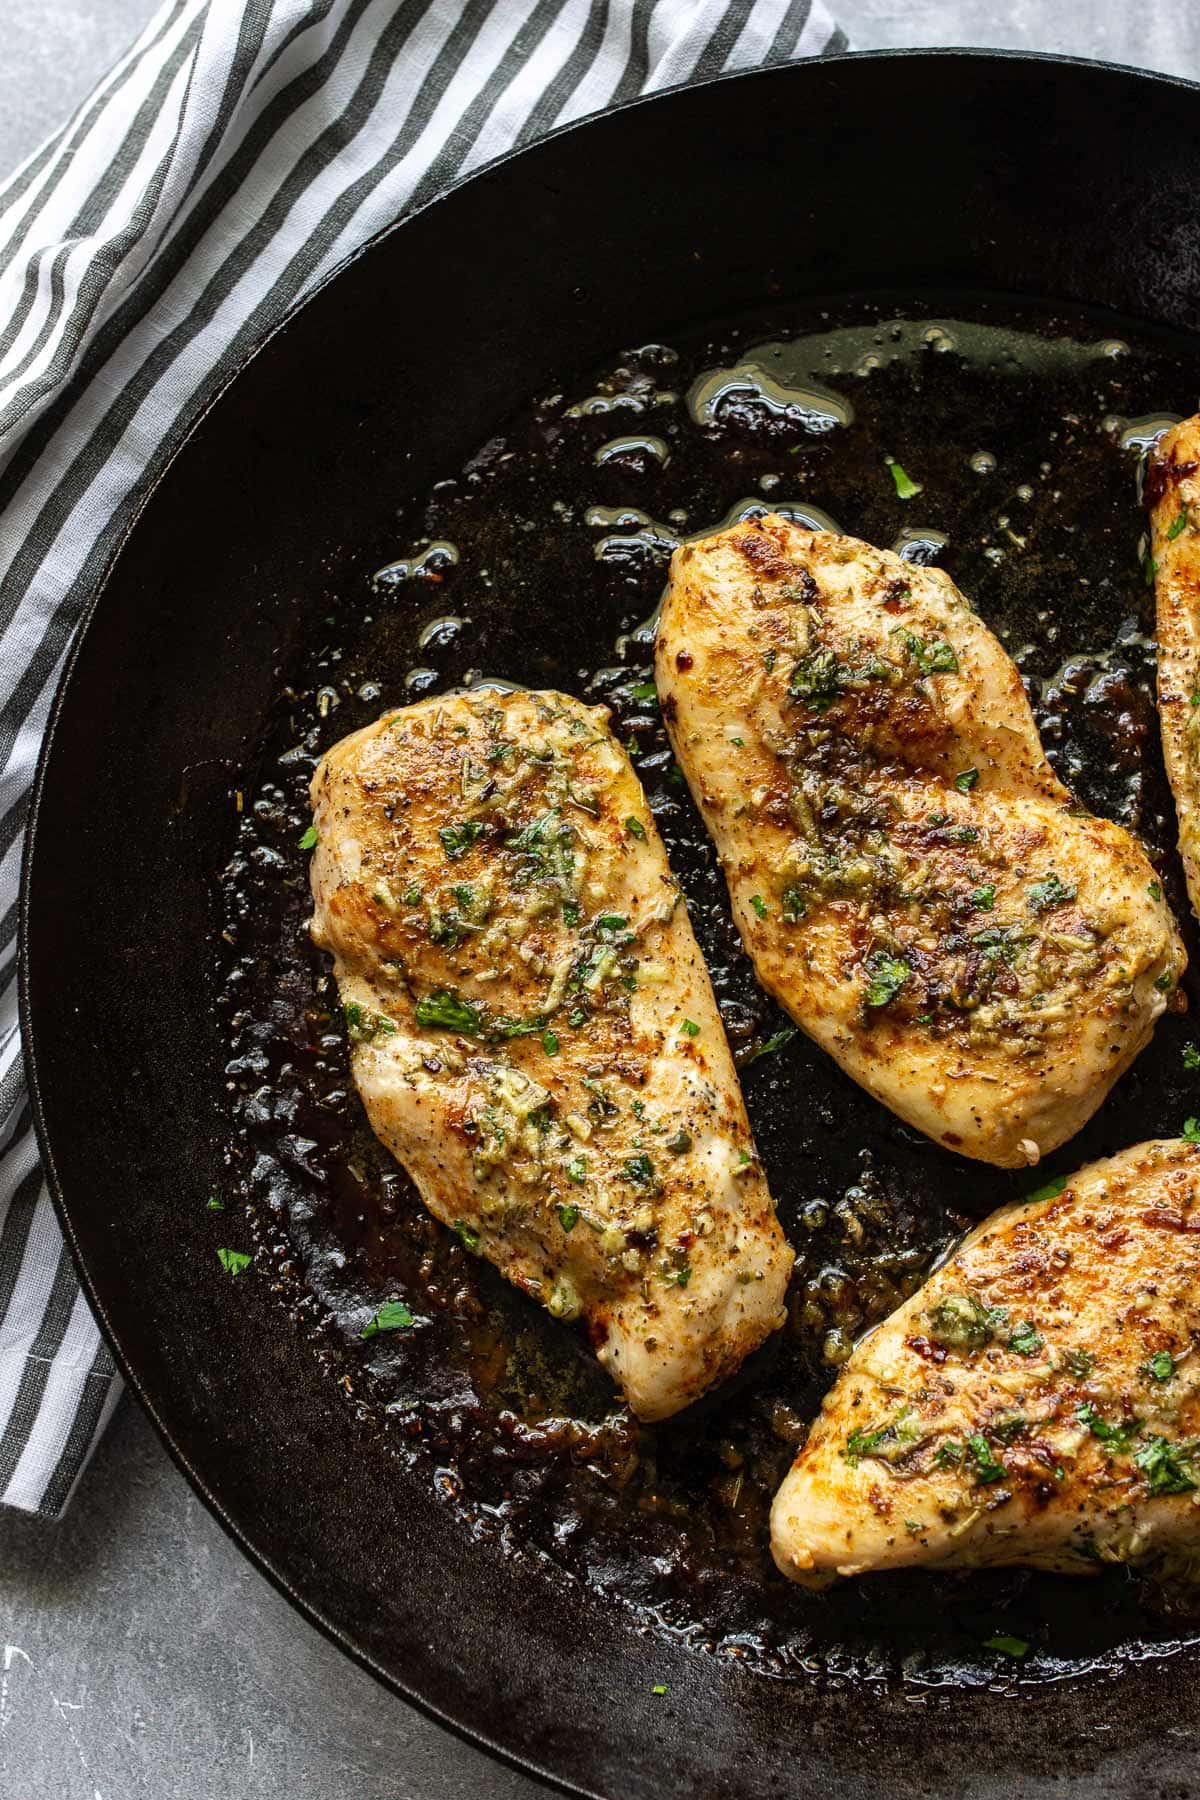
[218,300,1200,1687]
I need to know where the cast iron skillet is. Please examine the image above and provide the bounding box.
[21,50,1200,1800]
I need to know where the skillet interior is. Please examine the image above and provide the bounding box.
[22,51,1200,1800]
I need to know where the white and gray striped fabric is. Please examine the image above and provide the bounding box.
[0,0,845,1516]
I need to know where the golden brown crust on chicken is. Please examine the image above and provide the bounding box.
[307,687,791,1421]
[657,515,1183,1168]
[1148,415,1200,919]
[772,1140,1200,1586]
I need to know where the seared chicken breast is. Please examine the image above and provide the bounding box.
[657,515,1182,1167]
[308,688,792,1421]
[772,1140,1200,1586]
[1149,414,1200,919]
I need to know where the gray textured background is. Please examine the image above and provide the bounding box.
[4,4,1200,1798]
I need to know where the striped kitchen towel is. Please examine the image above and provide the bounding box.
[0,0,845,1516]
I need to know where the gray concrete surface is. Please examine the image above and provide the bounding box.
[3,4,1200,1798]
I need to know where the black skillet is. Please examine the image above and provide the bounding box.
[21,50,1200,1800]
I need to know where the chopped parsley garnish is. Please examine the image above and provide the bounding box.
[1184,1044,1200,1072]
[415,990,483,1034]
[1144,553,1158,587]
[507,809,557,853]
[1156,971,1176,992]
[1148,880,1163,901]
[679,1018,700,1037]
[789,646,843,709]
[414,988,549,1043]
[1184,1117,1200,1144]
[843,1424,891,1466]
[1146,1351,1175,1383]
[343,1001,397,1042]
[428,908,464,948]
[453,1220,481,1252]
[781,886,806,923]
[1076,1402,1140,1454]
[763,649,777,672]
[542,1029,560,1055]
[666,1129,693,1154]
[582,1077,617,1120]
[967,1433,1006,1484]
[1008,1322,1044,1357]
[749,894,768,919]
[864,951,911,1010]
[562,899,581,926]
[970,883,995,911]
[625,815,647,840]
[927,1294,1001,1352]
[892,628,958,675]
[567,1157,586,1184]
[298,823,319,850]
[1027,873,1077,913]
[557,1203,579,1233]
[843,1408,923,1468]
[954,768,979,793]
[216,1248,251,1276]
[973,924,1030,965]
[984,1635,1029,1659]
[595,913,629,937]
[1064,1348,1094,1378]
[1021,1166,1072,1209]
[887,458,923,500]
[1167,506,1190,540]
[787,641,893,710]
[505,808,574,880]
[492,1014,551,1041]
[360,1300,414,1338]
[206,1195,224,1212]
[623,1153,655,1185]
[438,820,484,861]
[1135,1435,1199,1496]
[651,1684,667,1696]
[743,1024,798,1065]
[630,679,658,703]
[659,1259,692,1288]
[403,883,422,904]
[992,1415,1028,1444]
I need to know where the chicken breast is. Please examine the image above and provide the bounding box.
[1148,414,1200,920]
[307,687,792,1421]
[772,1139,1200,1586]
[657,515,1182,1167]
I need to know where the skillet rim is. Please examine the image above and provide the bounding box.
[18,44,1200,1800]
